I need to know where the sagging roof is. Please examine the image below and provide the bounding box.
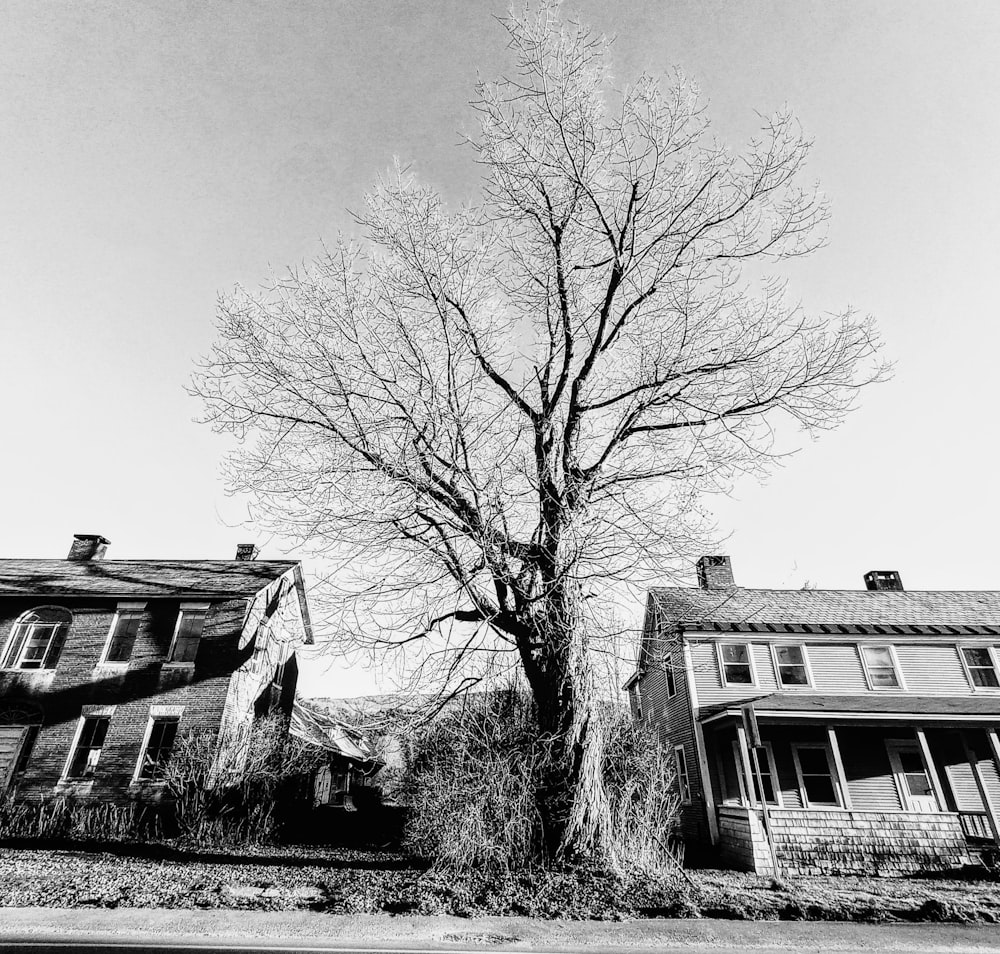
[290,698,377,764]
[701,692,1000,722]
[0,559,299,599]
[650,586,1000,635]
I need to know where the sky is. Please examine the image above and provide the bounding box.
[2,0,999,697]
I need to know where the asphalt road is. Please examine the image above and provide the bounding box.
[4,912,1000,954]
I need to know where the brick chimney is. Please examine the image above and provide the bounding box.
[67,534,110,562]
[235,543,260,562]
[864,570,903,591]
[696,555,735,589]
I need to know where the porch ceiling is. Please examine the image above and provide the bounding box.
[700,693,1000,723]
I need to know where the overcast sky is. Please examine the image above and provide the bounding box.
[2,1,998,696]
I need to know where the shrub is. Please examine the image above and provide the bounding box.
[161,712,326,846]
[399,686,682,877]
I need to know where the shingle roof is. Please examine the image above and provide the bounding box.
[651,586,1000,635]
[701,692,1000,720]
[0,559,298,599]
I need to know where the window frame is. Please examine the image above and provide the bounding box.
[791,742,843,809]
[1,606,72,671]
[165,602,210,666]
[770,643,813,689]
[62,711,113,781]
[98,601,146,667]
[665,650,677,698]
[959,645,1000,691]
[716,641,757,688]
[674,744,691,804]
[133,708,183,782]
[859,643,906,691]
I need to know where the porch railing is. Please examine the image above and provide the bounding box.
[959,811,995,842]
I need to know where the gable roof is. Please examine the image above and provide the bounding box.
[649,586,1000,634]
[0,559,299,600]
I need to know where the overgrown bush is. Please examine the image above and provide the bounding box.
[400,686,682,877]
[161,712,326,846]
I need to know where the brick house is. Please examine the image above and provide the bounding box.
[626,556,1000,875]
[0,534,313,801]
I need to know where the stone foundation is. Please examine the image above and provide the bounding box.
[718,806,972,876]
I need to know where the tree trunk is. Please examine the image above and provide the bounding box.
[520,595,609,861]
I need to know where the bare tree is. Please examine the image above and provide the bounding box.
[194,1,885,861]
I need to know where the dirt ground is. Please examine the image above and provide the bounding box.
[1,843,1000,922]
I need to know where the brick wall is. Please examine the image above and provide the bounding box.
[0,595,248,801]
[718,806,972,876]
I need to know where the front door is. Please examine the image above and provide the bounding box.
[886,740,938,812]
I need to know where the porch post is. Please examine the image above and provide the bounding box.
[826,726,853,810]
[961,733,1000,841]
[915,728,947,812]
[735,721,756,807]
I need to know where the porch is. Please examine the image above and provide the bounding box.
[700,698,1000,875]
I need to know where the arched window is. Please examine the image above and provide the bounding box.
[2,607,72,670]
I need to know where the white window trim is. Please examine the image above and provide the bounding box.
[165,602,211,666]
[61,709,114,782]
[98,601,147,667]
[859,643,907,691]
[665,650,677,699]
[132,708,183,783]
[791,742,843,809]
[770,642,813,689]
[716,641,758,688]
[674,744,691,804]
[958,644,1000,692]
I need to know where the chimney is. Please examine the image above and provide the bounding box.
[696,555,735,589]
[67,534,110,562]
[864,570,903,592]
[235,543,260,562]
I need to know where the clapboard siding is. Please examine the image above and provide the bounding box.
[838,727,903,811]
[894,644,971,694]
[636,634,707,844]
[807,643,868,692]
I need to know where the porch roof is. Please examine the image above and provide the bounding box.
[700,692,1000,723]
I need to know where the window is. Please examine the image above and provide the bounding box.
[167,604,209,663]
[66,716,110,779]
[962,647,1000,689]
[732,740,781,806]
[630,685,643,721]
[665,657,676,698]
[860,645,902,689]
[14,725,39,775]
[773,645,810,687]
[719,643,754,685]
[137,716,180,780]
[674,745,691,803]
[792,744,841,807]
[101,603,145,664]
[2,607,71,670]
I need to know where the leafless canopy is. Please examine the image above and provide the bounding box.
[194,2,884,851]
